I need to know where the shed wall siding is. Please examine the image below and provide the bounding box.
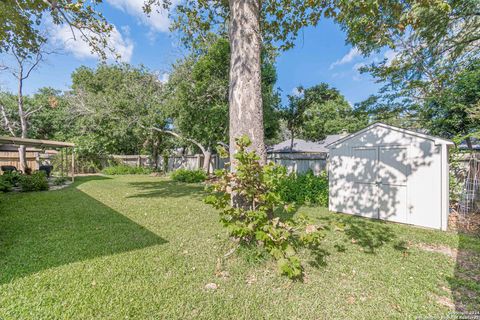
[329,125,445,230]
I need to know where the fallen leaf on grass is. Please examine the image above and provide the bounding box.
[246,275,257,285]
[204,283,218,291]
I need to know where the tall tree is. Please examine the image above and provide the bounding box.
[302,90,367,141]
[281,83,367,145]
[419,59,480,148]
[144,0,453,169]
[0,48,49,172]
[360,1,480,133]
[282,87,308,149]
[68,64,167,159]
[157,37,280,173]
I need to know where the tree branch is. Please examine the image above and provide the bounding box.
[139,124,207,154]
[0,104,16,136]
[25,106,44,118]
[22,52,43,80]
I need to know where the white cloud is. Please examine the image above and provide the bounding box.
[51,24,134,62]
[383,49,398,66]
[353,62,366,71]
[291,87,303,96]
[107,0,177,33]
[329,47,361,69]
[158,72,170,83]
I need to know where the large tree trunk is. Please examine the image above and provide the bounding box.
[203,147,212,174]
[228,0,266,169]
[17,70,28,173]
[18,145,27,173]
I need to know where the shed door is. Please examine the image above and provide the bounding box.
[351,147,379,219]
[351,146,408,223]
[378,147,408,224]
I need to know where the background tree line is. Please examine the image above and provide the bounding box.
[0,0,479,173]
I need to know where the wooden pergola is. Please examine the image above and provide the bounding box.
[0,136,75,181]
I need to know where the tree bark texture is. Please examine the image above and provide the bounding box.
[203,147,212,173]
[17,65,28,173]
[228,0,266,169]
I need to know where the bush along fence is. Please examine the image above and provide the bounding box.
[74,151,479,210]
[102,154,326,176]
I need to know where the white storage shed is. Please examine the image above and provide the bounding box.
[327,123,454,230]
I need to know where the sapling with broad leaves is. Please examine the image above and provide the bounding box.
[205,136,328,279]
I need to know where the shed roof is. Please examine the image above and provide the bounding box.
[326,122,454,148]
[0,136,75,148]
[269,134,345,153]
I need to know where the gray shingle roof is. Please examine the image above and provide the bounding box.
[268,135,344,153]
[459,137,480,150]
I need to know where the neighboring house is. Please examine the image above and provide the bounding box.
[267,134,345,175]
[458,137,480,151]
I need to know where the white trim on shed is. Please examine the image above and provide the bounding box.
[327,123,453,230]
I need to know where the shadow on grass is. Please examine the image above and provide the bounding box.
[0,176,166,285]
[319,212,397,253]
[126,180,205,199]
[449,232,480,312]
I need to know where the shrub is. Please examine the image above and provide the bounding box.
[53,176,68,186]
[277,170,329,206]
[205,136,328,279]
[19,172,49,192]
[0,176,13,192]
[171,169,207,183]
[2,171,22,187]
[102,165,152,175]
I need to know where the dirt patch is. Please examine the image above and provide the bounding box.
[48,180,73,191]
[434,294,456,310]
[449,211,480,235]
[418,242,480,311]
[416,243,458,259]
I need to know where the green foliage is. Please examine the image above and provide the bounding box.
[358,3,480,136]
[171,169,207,183]
[420,59,480,140]
[165,37,281,152]
[1,1,113,60]
[19,172,49,192]
[1,171,22,187]
[205,136,327,278]
[0,175,13,192]
[102,165,152,176]
[277,170,329,207]
[3,175,479,317]
[69,64,168,157]
[282,83,367,141]
[53,176,68,186]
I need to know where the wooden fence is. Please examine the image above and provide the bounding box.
[110,154,326,175]
[0,151,39,171]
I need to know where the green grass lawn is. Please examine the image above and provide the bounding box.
[0,175,479,319]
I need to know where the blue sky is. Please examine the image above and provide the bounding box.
[0,1,388,106]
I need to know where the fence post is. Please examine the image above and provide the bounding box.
[197,154,202,170]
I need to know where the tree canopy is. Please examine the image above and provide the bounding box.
[281,83,367,143]
[358,0,480,140]
[0,1,113,59]
[163,36,281,153]
[419,59,480,144]
[67,64,167,157]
